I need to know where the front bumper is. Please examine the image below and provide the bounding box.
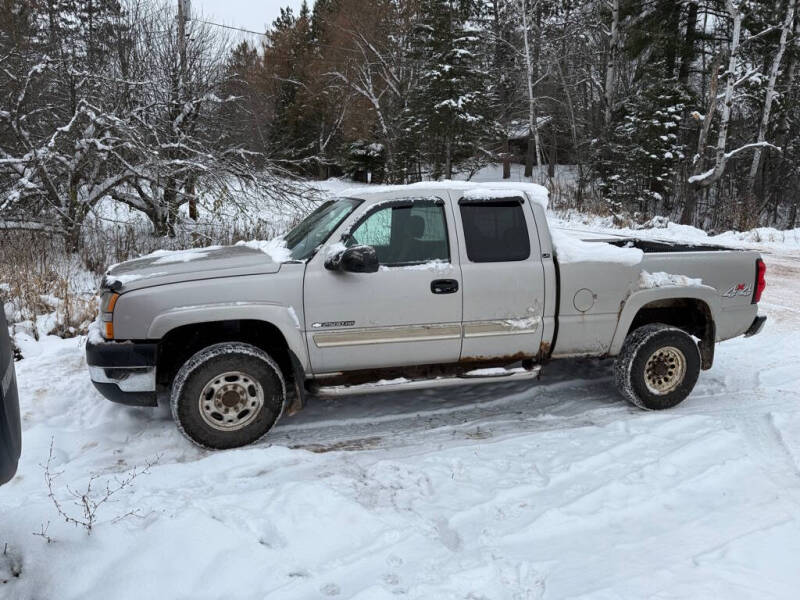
[744,315,767,338]
[86,339,158,407]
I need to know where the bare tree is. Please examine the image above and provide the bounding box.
[741,0,796,229]
[42,438,159,535]
[603,0,620,132]
[689,2,772,188]
[519,0,545,176]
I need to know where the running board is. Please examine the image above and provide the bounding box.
[313,366,541,397]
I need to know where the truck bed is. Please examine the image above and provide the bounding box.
[604,238,733,253]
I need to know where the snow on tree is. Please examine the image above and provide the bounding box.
[595,75,689,215]
[404,0,499,179]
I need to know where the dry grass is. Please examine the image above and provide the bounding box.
[1,214,288,339]
[1,232,98,339]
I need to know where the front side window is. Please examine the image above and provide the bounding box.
[459,200,531,262]
[347,202,449,266]
[284,198,362,261]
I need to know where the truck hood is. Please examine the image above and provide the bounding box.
[103,245,284,292]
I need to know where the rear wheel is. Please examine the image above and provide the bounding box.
[614,324,701,410]
[170,342,285,449]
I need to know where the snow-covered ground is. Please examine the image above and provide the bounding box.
[2,246,799,599]
[3,171,800,599]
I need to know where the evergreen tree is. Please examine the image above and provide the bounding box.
[264,5,319,170]
[596,74,689,215]
[405,0,498,179]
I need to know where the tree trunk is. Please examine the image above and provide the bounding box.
[689,3,741,189]
[664,0,681,78]
[525,136,534,178]
[152,209,169,237]
[772,15,800,227]
[604,0,620,131]
[65,222,82,254]
[187,176,197,221]
[502,138,511,179]
[444,138,452,180]
[65,179,81,253]
[741,0,796,230]
[679,2,698,84]
[156,183,179,238]
[520,0,541,178]
[680,190,698,226]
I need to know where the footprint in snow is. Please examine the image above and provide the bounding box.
[386,554,403,568]
[320,582,340,596]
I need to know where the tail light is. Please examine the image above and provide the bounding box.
[753,259,766,304]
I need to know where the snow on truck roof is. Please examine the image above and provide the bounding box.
[336,181,549,211]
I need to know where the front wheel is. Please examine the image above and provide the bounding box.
[614,324,701,410]
[170,342,286,449]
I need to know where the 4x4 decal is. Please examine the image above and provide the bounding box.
[722,283,752,298]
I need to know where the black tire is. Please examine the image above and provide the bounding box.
[170,342,285,449]
[613,323,701,410]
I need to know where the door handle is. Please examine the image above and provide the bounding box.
[431,279,459,294]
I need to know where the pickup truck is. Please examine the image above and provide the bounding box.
[86,182,767,449]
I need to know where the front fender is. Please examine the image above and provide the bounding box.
[147,302,309,371]
[608,285,720,356]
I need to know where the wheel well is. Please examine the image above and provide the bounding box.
[156,320,294,389]
[627,299,715,369]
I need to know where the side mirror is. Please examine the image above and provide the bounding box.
[325,245,379,273]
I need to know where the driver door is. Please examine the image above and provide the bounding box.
[303,195,463,374]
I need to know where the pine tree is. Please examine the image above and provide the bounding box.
[405,0,498,179]
[264,4,319,169]
[596,74,690,216]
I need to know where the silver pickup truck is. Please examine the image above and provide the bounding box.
[86,183,767,449]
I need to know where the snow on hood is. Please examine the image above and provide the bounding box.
[336,180,549,210]
[146,246,221,265]
[104,243,286,292]
[550,228,644,266]
[235,238,292,263]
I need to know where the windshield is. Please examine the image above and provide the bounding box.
[284,198,362,261]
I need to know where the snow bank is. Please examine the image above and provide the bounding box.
[550,228,644,266]
[235,238,292,263]
[715,226,800,248]
[639,270,703,289]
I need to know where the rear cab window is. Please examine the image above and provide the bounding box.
[458,197,530,262]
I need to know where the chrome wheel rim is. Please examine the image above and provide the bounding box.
[644,346,686,395]
[198,371,264,431]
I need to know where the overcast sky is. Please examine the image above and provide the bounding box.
[192,0,308,36]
